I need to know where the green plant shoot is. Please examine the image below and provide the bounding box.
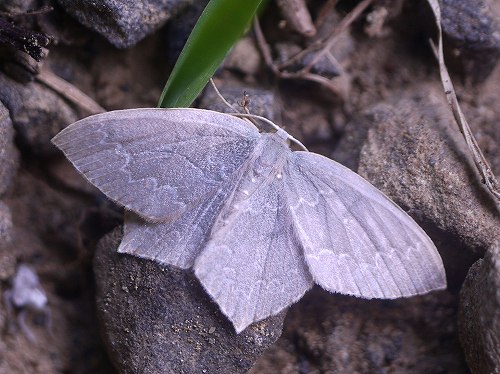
[158,0,263,108]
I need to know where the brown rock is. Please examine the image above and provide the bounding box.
[0,73,78,155]
[94,228,285,374]
[251,287,467,373]
[0,102,18,196]
[55,0,192,48]
[355,85,499,266]
[458,242,500,374]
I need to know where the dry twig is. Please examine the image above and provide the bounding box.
[36,68,106,115]
[427,0,500,202]
[254,0,373,97]
[276,0,316,37]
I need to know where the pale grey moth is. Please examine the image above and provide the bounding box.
[52,108,446,333]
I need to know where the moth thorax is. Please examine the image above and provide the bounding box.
[231,136,287,202]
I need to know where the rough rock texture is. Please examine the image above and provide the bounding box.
[458,242,500,374]
[347,85,499,279]
[250,287,467,373]
[94,228,285,374]
[460,61,500,175]
[224,37,262,77]
[56,0,192,48]
[0,102,18,196]
[89,84,285,373]
[1,167,116,373]
[164,0,209,64]
[200,83,278,123]
[0,0,37,13]
[0,201,14,280]
[0,0,497,371]
[0,73,78,155]
[440,0,500,81]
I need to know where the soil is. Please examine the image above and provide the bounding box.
[0,0,498,373]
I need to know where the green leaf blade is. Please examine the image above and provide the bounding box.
[158,0,263,108]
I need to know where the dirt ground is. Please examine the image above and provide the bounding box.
[0,0,498,373]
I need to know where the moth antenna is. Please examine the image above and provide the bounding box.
[229,113,309,152]
[209,79,263,129]
[238,91,251,114]
[209,78,240,113]
[208,79,308,151]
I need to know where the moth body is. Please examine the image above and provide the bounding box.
[218,133,289,219]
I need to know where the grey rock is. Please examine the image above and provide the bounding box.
[165,0,209,64]
[0,73,78,155]
[94,228,285,374]
[0,0,38,13]
[224,37,261,76]
[354,85,499,257]
[274,42,344,78]
[274,8,354,80]
[0,201,13,245]
[458,242,500,374]
[251,288,467,373]
[440,0,500,81]
[0,102,19,196]
[0,201,15,280]
[56,0,192,48]
[200,84,279,124]
[333,83,499,289]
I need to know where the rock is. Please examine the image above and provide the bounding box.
[164,0,209,64]
[459,61,500,175]
[458,242,500,374]
[224,37,261,76]
[200,83,279,124]
[251,288,467,373]
[440,0,500,81]
[0,201,15,280]
[274,8,355,80]
[91,88,284,373]
[276,0,316,37]
[0,102,18,196]
[0,73,78,155]
[56,0,192,48]
[94,228,285,374]
[0,0,38,14]
[349,84,499,270]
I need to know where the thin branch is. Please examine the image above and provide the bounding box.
[299,0,373,75]
[209,78,240,112]
[427,0,500,201]
[36,68,105,115]
[253,17,347,98]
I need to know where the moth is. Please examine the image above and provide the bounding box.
[52,108,446,333]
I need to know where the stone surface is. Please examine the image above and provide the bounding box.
[440,0,500,81]
[0,73,78,156]
[94,228,284,374]
[224,37,261,76]
[0,201,14,280]
[1,166,116,373]
[164,0,209,64]
[0,102,18,196]
[56,0,192,48]
[459,242,500,374]
[200,83,278,123]
[459,61,500,176]
[345,85,499,263]
[251,287,467,373]
[273,7,354,87]
[0,0,38,13]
